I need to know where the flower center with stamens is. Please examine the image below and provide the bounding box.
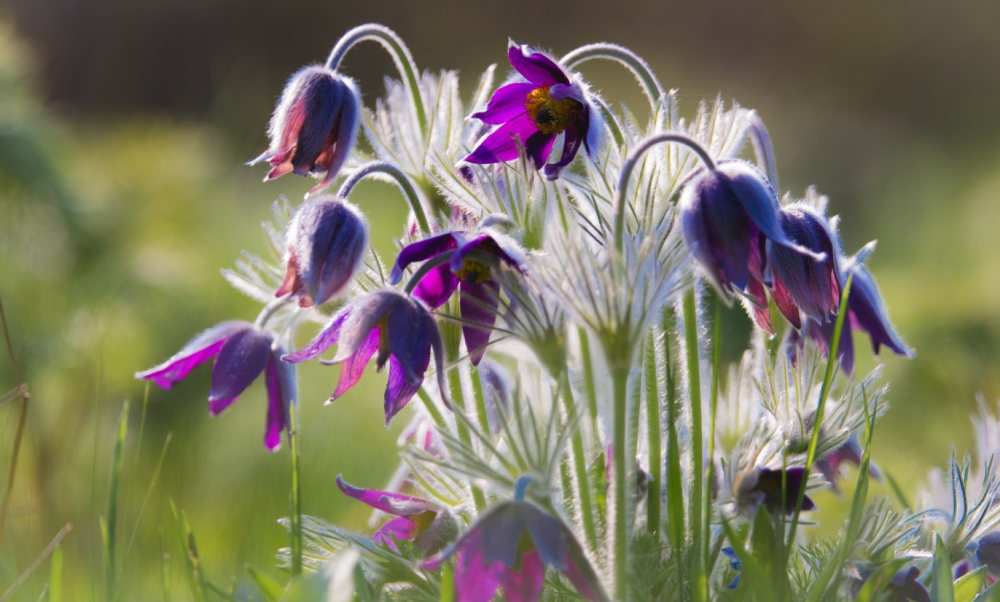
[525,87,582,135]
[455,259,492,284]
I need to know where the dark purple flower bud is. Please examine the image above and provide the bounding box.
[282,290,447,424]
[737,467,815,514]
[136,321,295,451]
[249,66,360,195]
[464,42,601,181]
[978,532,1000,575]
[276,196,368,307]
[390,228,525,365]
[888,567,932,602]
[422,498,610,602]
[768,204,841,325]
[679,160,826,300]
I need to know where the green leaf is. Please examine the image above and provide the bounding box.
[974,581,1000,602]
[955,566,987,602]
[750,509,789,599]
[246,565,284,602]
[279,550,359,602]
[169,499,206,602]
[49,544,62,602]
[854,559,909,602]
[932,534,956,602]
[720,516,778,602]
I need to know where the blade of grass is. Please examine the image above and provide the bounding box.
[932,533,956,602]
[0,287,29,547]
[49,544,62,602]
[118,433,173,593]
[247,565,284,602]
[118,383,150,574]
[170,499,206,602]
[289,404,302,576]
[0,524,72,602]
[955,566,987,602]
[105,401,129,600]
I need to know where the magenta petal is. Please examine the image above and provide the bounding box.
[263,353,296,451]
[500,550,545,602]
[455,547,505,602]
[744,275,775,335]
[373,516,419,551]
[136,321,250,389]
[389,233,459,284]
[471,82,535,125]
[460,280,500,366]
[332,327,380,400]
[464,113,541,165]
[543,122,584,180]
[525,130,556,171]
[282,309,351,363]
[384,354,427,423]
[413,263,460,309]
[208,328,273,404]
[336,475,434,516]
[507,44,569,87]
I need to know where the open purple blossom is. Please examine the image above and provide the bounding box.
[736,467,815,514]
[679,160,826,308]
[249,65,360,195]
[768,204,841,326]
[282,290,447,424]
[389,227,525,365]
[465,43,600,180]
[422,484,609,602]
[276,195,368,308]
[136,321,295,451]
[336,475,456,554]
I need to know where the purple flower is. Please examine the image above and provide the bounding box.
[816,435,879,493]
[465,43,600,181]
[282,290,447,424]
[887,568,932,602]
[679,160,826,303]
[422,497,609,602]
[768,204,841,326]
[249,65,360,195]
[136,321,295,451]
[977,532,1000,575]
[737,467,815,514]
[389,228,525,365]
[336,475,456,554]
[276,196,368,308]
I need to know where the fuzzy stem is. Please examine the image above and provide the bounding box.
[289,404,303,576]
[442,326,486,513]
[704,300,722,571]
[0,287,26,548]
[561,373,598,552]
[254,293,293,328]
[613,133,715,253]
[662,310,684,553]
[337,161,431,235]
[745,111,779,193]
[578,328,602,445]
[560,43,665,115]
[611,363,630,602]
[786,275,853,549]
[682,289,703,546]
[643,334,662,535]
[325,24,428,138]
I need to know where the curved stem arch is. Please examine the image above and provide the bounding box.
[560,43,665,115]
[338,161,432,235]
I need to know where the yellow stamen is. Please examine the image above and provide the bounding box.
[455,259,492,284]
[524,86,582,135]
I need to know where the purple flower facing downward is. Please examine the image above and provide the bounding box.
[737,467,815,515]
[389,227,525,365]
[276,196,368,308]
[422,487,609,602]
[815,435,879,494]
[282,290,446,424]
[249,65,360,195]
[679,160,826,304]
[136,321,296,451]
[768,204,841,326]
[465,43,599,180]
[336,475,456,555]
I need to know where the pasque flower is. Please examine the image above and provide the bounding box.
[136,321,295,451]
[465,42,600,180]
[422,479,609,602]
[336,475,456,554]
[389,226,525,365]
[768,204,841,327]
[250,65,360,195]
[276,195,368,307]
[735,467,815,514]
[282,290,447,424]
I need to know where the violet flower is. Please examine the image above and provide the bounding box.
[679,160,826,305]
[336,475,456,554]
[276,195,368,308]
[465,43,600,180]
[422,480,609,602]
[768,204,841,327]
[136,321,295,451]
[282,290,447,424]
[249,65,360,195]
[816,435,879,494]
[737,467,815,514]
[977,532,1000,576]
[389,227,525,365]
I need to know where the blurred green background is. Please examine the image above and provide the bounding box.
[0,0,998,598]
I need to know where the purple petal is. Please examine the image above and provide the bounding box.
[500,550,545,602]
[525,129,556,171]
[455,542,505,602]
[464,113,543,165]
[507,44,569,87]
[460,280,500,366]
[384,354,427,423]
[413,263,460,310]
[331,292,404,364]
[543,121,584,181]
[471,82,535,125]
[209,396,238,417]
[385,297,435,384]
[770,277,803,330]
[136,321,249,389]
[332,327,380,400]
[263,352,295,451]
[336,475,433,516]
[287,197,368,306]
[389,233,459,285]
[282,309,350,363]
[846,262,914,358]
[372,516,419,551]
[757,468,815,513]
[768,206,840,324]
[744,275,775,335]
[207,327,273,406]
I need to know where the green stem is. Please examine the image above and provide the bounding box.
[578,328,602,445]
[786,275,853,549]
[663,311,684,553]
[704,300,722,571]
[470,368,493,446]
[611,364,630,602]
[559,43,665,115]
[0,287,28,547]
[745,111,779,193]
[643,335,661,535]
[337,161,431,235]
[682,289,703,546]
[560,373,598,552]
[325,24,428,137]
[289,404,303,576]
[449,367,486,513]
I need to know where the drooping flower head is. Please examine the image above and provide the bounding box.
[815,434,880,494]
[136,321,295,451]
[768,204,842,327]
[250,65,360,195]
[336,475,456,554]
[389,225,526,365]
[276,195,368,307]
[733,467,816,515]
[282,290,446,424]
[422,478,609,602]
[465,43,601,181]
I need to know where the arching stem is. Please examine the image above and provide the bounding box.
[745,111,779,194]
[326,24,428,138]
[338,161,431,235]
[255,293,294,328]
[560,43,665,115]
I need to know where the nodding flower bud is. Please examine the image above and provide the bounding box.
[768,204,841,327]
[276,196,368,308]
[679,160,826,302]
[250,66,361,195]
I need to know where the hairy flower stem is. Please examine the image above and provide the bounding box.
[289,404,303,576]
[337,161,432,235]
[559,44,665,116]
[560,372,598,552]
[441,318,486,513]
[611,363,630,602]
[642,335,661,535]
[745,112,779,193]
[325,24,428,138]
[682,287,707,602]
[0,287,27,547]
[704,300,722,571]
[254,293,293,328]
[578,328,602,446]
